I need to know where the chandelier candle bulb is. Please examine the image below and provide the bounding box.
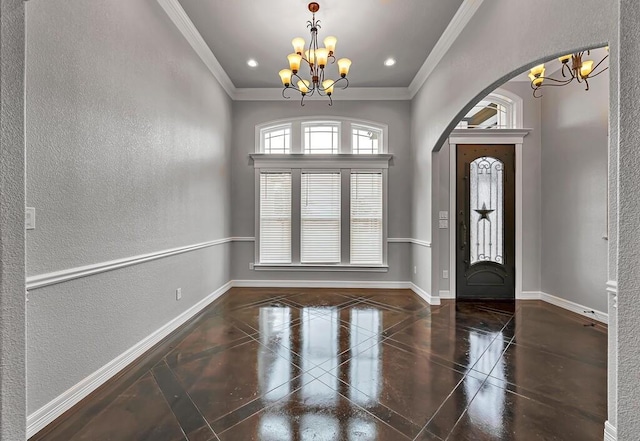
[322,79,335,94]
[279,69,293,86]
[316,48,329,68]
[305,49,316,65]
[323,36,337,54]
[337,58,352,77]
[580,60,594,78]
[292,37,306,55]
[530,63,545,78]
[298,79,310,94]
[287,53,302,73]
[558,54,572,64]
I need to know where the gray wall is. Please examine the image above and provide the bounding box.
[0,0,26,439]
[25,0,232,414]
[230,100,413,283]
[540,71,609,313]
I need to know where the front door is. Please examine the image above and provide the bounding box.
[456,144,515,300]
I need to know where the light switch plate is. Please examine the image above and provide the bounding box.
[438,219,448,229]
[25,207,35,230]
[438,211,448,220]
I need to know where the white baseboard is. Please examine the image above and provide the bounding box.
[231,279,412,289]
[518,291,543,300]
[411,283,440,305]
[26,281,233,438]
[439,290,454,299]
[540,291,608,324]
[604,421,617,441]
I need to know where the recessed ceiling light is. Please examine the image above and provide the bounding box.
[384,58,396,67]
[247,59,258,68]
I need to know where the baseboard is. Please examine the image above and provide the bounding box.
[411,283,440,305]
[439,290,454,299]
[540,291,608,324]
[26,280,234,438]
[604,421,617,441]
[518,291,543,300]
[231,279,412,289]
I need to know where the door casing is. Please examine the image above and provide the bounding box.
[447,129,530,300]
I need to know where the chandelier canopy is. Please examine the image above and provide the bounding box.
[278,2,351,106]
[528,49,608,98]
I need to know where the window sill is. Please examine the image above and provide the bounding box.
[250,153,393,169]
[253,264,389,272]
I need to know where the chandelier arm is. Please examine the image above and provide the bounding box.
[535,76,574,86]
[587,66,609,79]
[327,94,333,106]
[533,87,543,98]
[561,62,575,79]
[282,88,291,99]
[585,56,610,80]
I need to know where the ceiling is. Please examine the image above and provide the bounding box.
[177,0,464,89]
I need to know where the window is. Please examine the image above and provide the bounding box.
[303,122,340,154]
[261,124,291,154]
[259,173,291,263]
[301,173,341,263]
[351,172,383,264]
[253,118,389,269]
[352,125,382,154]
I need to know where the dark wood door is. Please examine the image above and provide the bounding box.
[456,144,515,300]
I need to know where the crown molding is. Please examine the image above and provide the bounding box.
[408,0,485,98]
[157,0,236,98]
[158,0,483,101]
[234,87,412,101]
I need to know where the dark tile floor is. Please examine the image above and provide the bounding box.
[31,288,608,441]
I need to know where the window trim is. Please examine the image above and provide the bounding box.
[253,117,390,271]
[253,154,391,271]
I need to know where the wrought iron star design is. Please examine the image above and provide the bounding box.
[474,203,494,221]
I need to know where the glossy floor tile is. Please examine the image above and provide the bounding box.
[31,289,608,441]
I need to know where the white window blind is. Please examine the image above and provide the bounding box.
[352,125,382,154]
[351,173,383,264]
[262,125,291,154]
[303,123,340,154]
[301,173,341,263]
[260,173,292,263]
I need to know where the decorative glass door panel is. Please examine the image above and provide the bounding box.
[469,157,504,265]
[456,145,515,300]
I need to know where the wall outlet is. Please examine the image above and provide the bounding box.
[176,288,182,301]
[438,219,449,229]
[443,270,449,279]
[439,211,449,220]
[249,262,254,270]
[413,266,417,274]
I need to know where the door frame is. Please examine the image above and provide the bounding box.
[448,129,530,299]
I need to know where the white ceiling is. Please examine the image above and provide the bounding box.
[177,0,464,89]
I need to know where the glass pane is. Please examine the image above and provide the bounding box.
[303,124,339,154]
[469,156,504,265]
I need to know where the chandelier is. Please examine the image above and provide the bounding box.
[278,2,351,106]
[528,49,608,98]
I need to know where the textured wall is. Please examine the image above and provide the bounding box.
[25,0,232,414]
[617,1,640,437]
[0,0,26,439]
[540,69,609,313]
[230,100,413,283]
